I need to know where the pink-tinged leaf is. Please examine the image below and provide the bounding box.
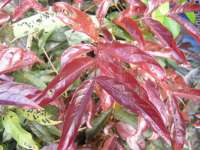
[98,42,166,80]
[171,2,200,14]
[58,80,95,150]
[12,0,46,21]
[96,0,112,25]
[86,99,95,128]
[0,10,10,26]
[144,80,169,125]
[170,96,186,150]
[114,17,144,48]
[135,117,148,137]
[0,0,11,8]
[193,121,200,129]
[0,74,14,82]
[169,14,200,44]
[0,47,40,74]
[144,18,186,63]
[173,88,200,101]
[96,76,171,143]
[98,59,148,100]
[115,122,136,139]
[98,88,114,111]
[102,135,124,150]
[53,2,99,41]
[101,27,113,41]
[0,81,40,108]
[35,57,94,105]
[121,0,146,17]
[61,44,95,68]
[127,136,146,150]
[74,0,83,4]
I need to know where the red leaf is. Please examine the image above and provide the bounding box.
[97,88,114,111]
[98,42,166,80]
[171,2,200,14]
[98,59,148,100]
[61,44,95,68]
[102,135,124,150]
[96,0,112,25]
[122,0,146,16]
[0,47,40,74]
[144,80,169,125]
[173,88,200,101]
[0,10,10,26]
[74,0,83,4]
[115,122,136,139]
[53,2,99,41]
[12,0,46,21]
[0,0,11,8]
[58,80,95,150]
[144,18,186,63]
[169,14,200,44]
[114,17,144,48]
[135,117,148,137]
[0,81,40,108]
[96,76,171,143]
[35,57,94,105]
[169,96,186,150]
[101,27,113,41]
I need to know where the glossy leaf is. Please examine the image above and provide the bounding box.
[61,44,95,68]
[98,42,166,79]
[144,18,186,63]
[58,80,95,150]
[98,59,148,100]
[144,80,168,125]
[169,14,200,44]
[102,135,124,150]
[96,0,112,25]
[53,2,99,41]
[115,122,136,139]
[35,57,95,105]
[2,111,38,149]
[173,88,200,101]
[0,10,10,26]
[169,96,186,150]
[96,76,171,143]
[114,17,145,48]
[171,2,200,14]
[0,47,40,74]
[12,0,46,21]
[0,81,40,108]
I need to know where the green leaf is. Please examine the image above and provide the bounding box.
[152,2,170,19]
[28,122,55,143]
[162,17,181,38]
[86,109,112,140]
[185,12,196,24]
[12,11,65,40]
[152,2,180,37]
[2,111,38,150]
[17,109,62,126]
[113,105,137,127]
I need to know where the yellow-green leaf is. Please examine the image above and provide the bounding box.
[17,109,62,126]
[2,111,38,150]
